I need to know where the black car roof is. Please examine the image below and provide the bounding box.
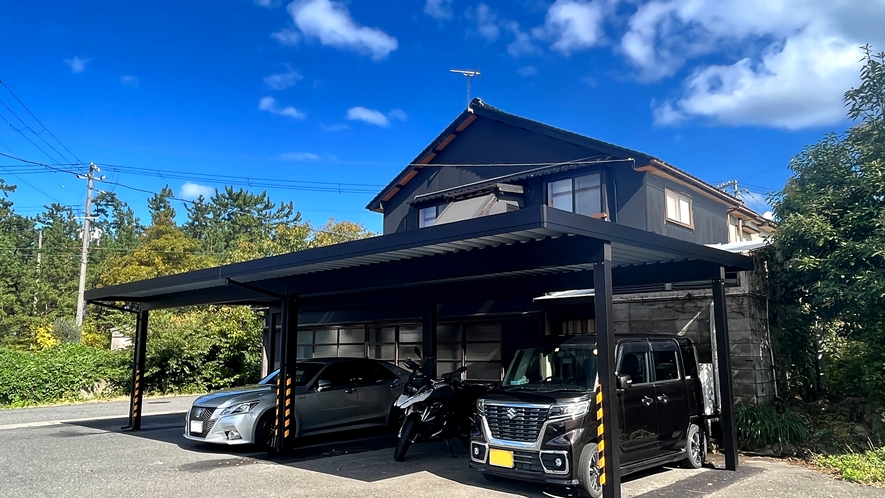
[542,334,694,347]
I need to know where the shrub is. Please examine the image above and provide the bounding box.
[0,343,129,406]
[736,402,808,452]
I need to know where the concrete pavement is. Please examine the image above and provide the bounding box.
[0,398,881,498]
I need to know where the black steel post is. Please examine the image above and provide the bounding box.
[594,243,621,498]
[422,302,437,376]
[273,292,299,454]
[713,268,739,471]
[124,309,149,431]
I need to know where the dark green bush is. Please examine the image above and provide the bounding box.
[736,402,808,451]
[0,344,129,406]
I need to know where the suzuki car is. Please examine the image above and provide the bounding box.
[184,358,410,449]
[469,335,706,498]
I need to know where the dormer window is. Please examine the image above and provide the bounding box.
[546,173,603,217]
[419,206,440,228]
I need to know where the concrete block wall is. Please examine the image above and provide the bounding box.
[611,274,775,406]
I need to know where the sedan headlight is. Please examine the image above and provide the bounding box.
[220,401,260,416]
[548,401,590,420]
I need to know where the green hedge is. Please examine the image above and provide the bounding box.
[0,344,130,407]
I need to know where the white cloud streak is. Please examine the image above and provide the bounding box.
[264,65,303,90]
[279,152,320,161]
[180,182,215,200]
[424,0,454,20]
[346,107,390,127]
[252,0,280,7]
[258,96,307,119]
[280,0,398,60]
[64,56,89,73]
[120,75,139,87]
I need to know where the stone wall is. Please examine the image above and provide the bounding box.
[611,271,775,406]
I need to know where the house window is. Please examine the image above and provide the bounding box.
[419,206,439,228]
[436,322,503,382]
[546,173,603,216]
[665,189,692,227]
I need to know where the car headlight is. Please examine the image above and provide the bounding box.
[220,401,260,416]
[476,398,486,416]
[548,401,590,420]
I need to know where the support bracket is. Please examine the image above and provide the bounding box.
[226,278,285,300]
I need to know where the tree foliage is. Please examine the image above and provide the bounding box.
[768,46,885,405]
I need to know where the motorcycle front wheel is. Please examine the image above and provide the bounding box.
[394,417,418,462]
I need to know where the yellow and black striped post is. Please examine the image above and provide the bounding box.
[125,309,149,431]
[596,384,606,488]
[273,292,299,454]
[594,244,622,498]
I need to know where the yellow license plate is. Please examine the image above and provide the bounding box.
[489,449,514,468]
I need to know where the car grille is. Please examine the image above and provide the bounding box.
[189,406,217,437]
[513,451,544,472]
[485,404,549,443]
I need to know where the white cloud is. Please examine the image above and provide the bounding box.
[280,0,398,60]
[320,123,350,132]
[258,96,307,119]
[635,0,885,129]
[467,3,500,42]
[517,65,538,76]
[388,109,408,121]
[64,56,89,73]
[271,28,302,45]
[505,21,541,57]
[279,152,320,161]
[534,0,607,55]
[180,182,215,200]
[120,75,139,87]
[264,65,303,90]
[425,0,453,20]
[346,107,390,127]
[252,0,280,7]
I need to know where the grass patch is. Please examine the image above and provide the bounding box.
[736,402,808,452]
[816,447,885,485]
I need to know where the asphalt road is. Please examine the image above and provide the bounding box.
[0,396,882,498]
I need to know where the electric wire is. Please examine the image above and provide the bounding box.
[0,80,82,163]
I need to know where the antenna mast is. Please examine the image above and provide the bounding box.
[450,69,481,109]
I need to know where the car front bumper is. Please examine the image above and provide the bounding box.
[468,440,578,486]
[183,407,262,445]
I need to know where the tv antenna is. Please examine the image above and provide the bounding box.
[450,69,481,108]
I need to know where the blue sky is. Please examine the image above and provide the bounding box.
[0,0,881,232]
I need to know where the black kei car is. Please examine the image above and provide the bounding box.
[469,335,706,498]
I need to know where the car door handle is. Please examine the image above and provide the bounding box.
[642,396,653,406]
[345,388,357,394]
[656,394,668,404]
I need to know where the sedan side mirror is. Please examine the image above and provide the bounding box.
[617,374,633,390]
[316,379,332,392]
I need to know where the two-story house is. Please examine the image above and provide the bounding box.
[290,98,774,404]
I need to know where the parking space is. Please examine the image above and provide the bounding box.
[1,397,880,498]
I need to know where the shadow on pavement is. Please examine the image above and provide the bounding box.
[63,413,737,498]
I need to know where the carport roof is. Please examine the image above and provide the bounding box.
[85,206,752,310]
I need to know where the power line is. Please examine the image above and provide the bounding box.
[0,80,82,163]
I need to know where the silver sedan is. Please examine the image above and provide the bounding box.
[184,358,410,448]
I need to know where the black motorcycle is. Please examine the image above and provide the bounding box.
[393,348,488,462]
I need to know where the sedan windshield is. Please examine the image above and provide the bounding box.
[257,363,324,387]
[502,346,597,391]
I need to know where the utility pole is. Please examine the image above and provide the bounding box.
[75,163,101,327]
[33,229,42,314]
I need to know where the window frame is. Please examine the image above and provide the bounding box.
[649,340,683,384]
[664,188,694,229]
[616,342,652,386]
[545,172,606,219]
[418,205,441,228]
